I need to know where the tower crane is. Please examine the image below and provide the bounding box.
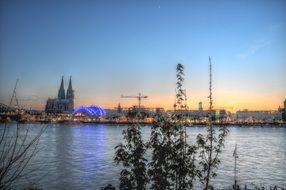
[120,93,148,109]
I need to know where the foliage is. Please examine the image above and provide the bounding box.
[196,124,228,189]
[115,117,228,190]
[114,124,148,190]
[196,57,229,190]
[115,61,229,190]
[175,63,187,110]
[171,63,196,189]
[148,114,197,190]
[148,114,175,189]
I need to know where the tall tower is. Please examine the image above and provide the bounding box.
[66,76,74,112]
[117,103,122,113]
[66,76,74,100]
[58,76,66,99]
[199,101,203,111]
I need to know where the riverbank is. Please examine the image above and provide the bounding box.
[1,120,286,127]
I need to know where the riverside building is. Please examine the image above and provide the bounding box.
[282,99,286,121]
[45,76,74,114]
[236,110,282,122]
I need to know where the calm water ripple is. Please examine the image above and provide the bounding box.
[1,124,285,189]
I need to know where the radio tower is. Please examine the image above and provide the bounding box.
[9,79,20,109]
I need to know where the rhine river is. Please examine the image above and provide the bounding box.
[2,124,286,189]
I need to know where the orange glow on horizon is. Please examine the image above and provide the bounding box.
[75,95,284,113]
[27,93,284,113]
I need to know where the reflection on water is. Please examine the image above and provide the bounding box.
[1,124,285,189]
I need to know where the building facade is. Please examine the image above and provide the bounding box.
[236,110,282,122]
[45,76,74,114]
[282,99,286,121]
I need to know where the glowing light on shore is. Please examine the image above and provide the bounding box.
[73,106,107,117]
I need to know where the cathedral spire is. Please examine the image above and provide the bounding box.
[58,76,65,99]
[68,76,72,91]
[66,76,74,100]
[61,76,64,87]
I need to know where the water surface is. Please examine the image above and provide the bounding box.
[1,124,285,189]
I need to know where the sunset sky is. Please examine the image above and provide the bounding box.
[0,0,285,112]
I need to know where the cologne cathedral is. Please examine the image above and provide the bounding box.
[45,76,74,113]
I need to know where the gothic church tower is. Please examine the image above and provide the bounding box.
[58,76,66,99]
[66,76,74,112]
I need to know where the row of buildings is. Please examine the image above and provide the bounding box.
[44,77,286,123]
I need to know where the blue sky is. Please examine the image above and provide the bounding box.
[0,0,285,111]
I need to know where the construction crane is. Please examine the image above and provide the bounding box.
[121,93,148,109]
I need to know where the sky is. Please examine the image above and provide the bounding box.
[0,0,285,112]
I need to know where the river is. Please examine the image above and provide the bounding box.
[1,124,286,189]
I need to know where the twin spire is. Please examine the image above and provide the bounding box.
[58,76,74,100]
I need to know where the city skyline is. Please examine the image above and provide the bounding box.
[0,0,285,111]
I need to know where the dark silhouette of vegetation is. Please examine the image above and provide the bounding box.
[115,61,228,190]
[148,63,194,190]
[175,63,187,110]
[114,123,148,190]
[196,124,228,190]
[148,114,197,190]
[0,123,46,190]
[196,57,229,189]
[148,115,173,189]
